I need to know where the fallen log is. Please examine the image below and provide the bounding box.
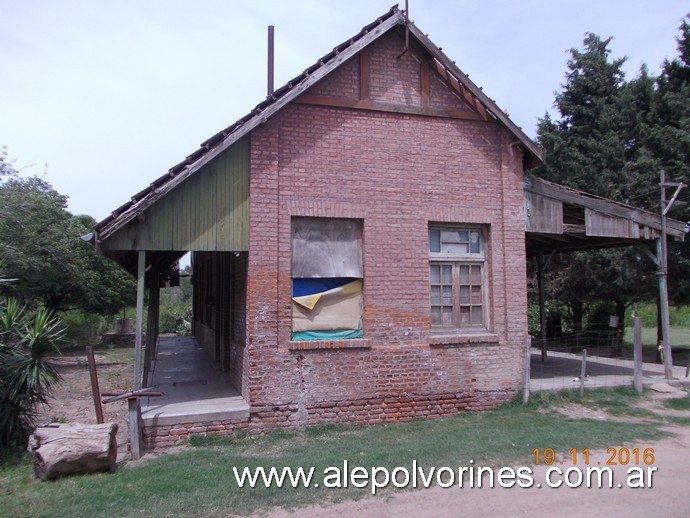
[27,422,118,481]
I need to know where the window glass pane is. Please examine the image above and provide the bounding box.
[460,286,470,304]
[470,231,482,253]
[442,306,453,326]
[431,306,442,325]
[471,286,482,304]
[430,264,440,283]
[458,230,469,242]
[471,306,482,325]
[429,229,441,253]
[460,306,471,325]
[442,264,452,284]
[431,286,441,305]
[442,286,453,305]
[460,265,469,284]
[471,265,481,284]
[443,243,469,254]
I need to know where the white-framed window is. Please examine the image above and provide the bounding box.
[429,226,488,331]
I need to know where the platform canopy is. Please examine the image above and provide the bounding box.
[524,175,685,255]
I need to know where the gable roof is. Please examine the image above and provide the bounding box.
[93,5,543,243]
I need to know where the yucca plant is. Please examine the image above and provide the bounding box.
[0,298,63,449]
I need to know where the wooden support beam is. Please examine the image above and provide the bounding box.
[131,250,145,460]
[420,60,430,106]
[359,50,369,100]
[296,94,487,121]
[143,281,159,388]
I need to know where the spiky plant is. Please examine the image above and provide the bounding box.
[0,299,63,448]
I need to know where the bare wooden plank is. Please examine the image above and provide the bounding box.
[296,94,487,121]
[525,176,685,238]
[563,224,586,234]
[360,50,370,100]
[420,60,430,106]
[585,208,637,238]
[524,191,563,234]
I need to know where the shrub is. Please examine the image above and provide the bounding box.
[0,298,63,448]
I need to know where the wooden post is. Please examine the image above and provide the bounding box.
[85,345,104,424]
[523,335,531,404]
[579,348,587,397]
[128,398,141,460]
[131,250,146,460]
[134,251,145,391]
[633,316,643,393]
[144,279,159,388]
[658,170,685,380]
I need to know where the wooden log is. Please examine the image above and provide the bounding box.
[27,422,118,481]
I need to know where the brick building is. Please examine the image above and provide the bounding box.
[91,7,682,449]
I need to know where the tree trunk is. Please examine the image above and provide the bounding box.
[27,422,118,481]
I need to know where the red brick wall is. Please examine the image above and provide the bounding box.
[244,31,528,430]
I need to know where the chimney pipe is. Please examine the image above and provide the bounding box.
[267,25,275,97]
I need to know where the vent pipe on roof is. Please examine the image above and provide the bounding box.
[267,25,275,97]
[397,0,410,59]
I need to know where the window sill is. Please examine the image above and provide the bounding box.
[288,339,371,351]
[429,333,499,346]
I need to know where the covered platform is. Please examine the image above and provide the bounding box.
[141,336,248,428]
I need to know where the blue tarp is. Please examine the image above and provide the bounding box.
[292,277,358,297]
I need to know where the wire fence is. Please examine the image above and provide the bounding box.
[527,322,690,394]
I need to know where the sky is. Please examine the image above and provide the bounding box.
[1,0,688,221]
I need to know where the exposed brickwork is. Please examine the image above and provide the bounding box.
[369,31,422,104]
[178,29,528,443]
[142,389,514,448]
[143,418,250,448]
[308,55,360,98]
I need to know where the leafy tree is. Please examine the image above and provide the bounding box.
[647,15,690,305]
[537,34,632,198]
[0,160,136,314]
[534,34,662,338]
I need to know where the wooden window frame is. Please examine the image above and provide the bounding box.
[429,226,489,333]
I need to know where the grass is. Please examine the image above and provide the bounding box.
[623,326,690,351]
[665,394,690,410]
[0,388,672,517]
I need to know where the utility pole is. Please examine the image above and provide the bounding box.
[658,170,685,380]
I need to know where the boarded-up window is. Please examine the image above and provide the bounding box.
[291,218,363,341]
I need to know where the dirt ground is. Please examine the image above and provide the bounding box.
[36,348,132,457]
[35,349,690,517]
[270,389,690,518]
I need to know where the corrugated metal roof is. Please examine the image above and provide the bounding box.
[94,4,543,243]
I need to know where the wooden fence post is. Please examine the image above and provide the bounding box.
[633,317,643,393]
[523,335,532,404]
[579,349,587,397]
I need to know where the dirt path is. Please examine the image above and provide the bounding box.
[35,348,132,458]
[265,424,690,518]
[34,350,690,516]
[269,390,690,518]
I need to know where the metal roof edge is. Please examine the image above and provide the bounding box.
[96,7,404,241]
[405,22,544,167]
